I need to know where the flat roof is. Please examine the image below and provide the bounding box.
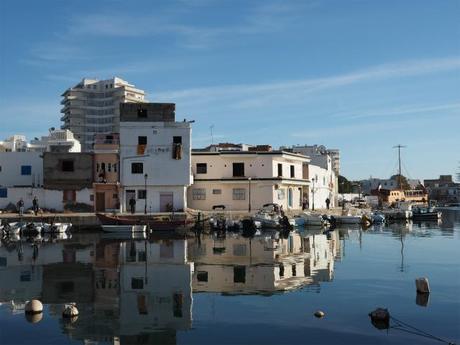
[191,150,310,160]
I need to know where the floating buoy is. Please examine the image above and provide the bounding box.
[415,277,430,293]
[62,304,79,318]
[314,310,325,318]
[25,312,43,323]
[369,308,390,330]
[25,300,43,314]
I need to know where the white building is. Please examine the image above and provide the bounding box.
[288,145,339,209]
[60,77,145,151]
[29,129,81,153]
[189,145,309,212]
[0,135,29,152]
[119,103,192,213]
[0,152,43,188]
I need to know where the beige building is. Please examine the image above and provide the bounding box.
[60,77,145,151]
[188,149,310,212]
[93,133,120,212]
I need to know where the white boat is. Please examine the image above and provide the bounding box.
[252,212,281,228]
[6,222,22,235]
[435,203,460,211]
[102,224,147,233]
[301,213,325,226]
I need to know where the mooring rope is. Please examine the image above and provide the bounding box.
[390,316,456,345]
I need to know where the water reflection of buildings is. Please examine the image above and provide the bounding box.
[0,236,193,345]
[188,230,341,295]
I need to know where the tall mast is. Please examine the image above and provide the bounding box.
[393,144,406,189]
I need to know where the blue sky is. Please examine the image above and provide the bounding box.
[0,0,459,180]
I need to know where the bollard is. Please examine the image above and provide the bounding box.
[415,277,430,294]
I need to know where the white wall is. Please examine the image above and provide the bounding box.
[0,152,43,187]
[309,165,335,209]
[120,121,191,213]
[0,187,93,211]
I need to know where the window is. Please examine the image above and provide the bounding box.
[233,188,246,200]
[0,166,2,172]
[62,160,74,172]
[21,165,32,175]
[233,266,246,283]
[101,162,106,171]
[212,189,222,195]
[137,190,146,199]
[292,264,297,277]
[96,163,100,172]
[196,163,207,174]
[197,271,208,282]
[278,163,282,177]
[113,163,117,172]
[290,165,295,178]
[131,162,143,174]
[137,108,147,118]
[192,188,206,200]
[90,194,94,201]
[138,251,146,262]
[279,264,284,277]
[138,136,147,145]
[233,162,245,177]
[131,278,144,289]
[0,188,7,198]
[108,163,112,172]
[173,136,182,144]
[113,193,118,199]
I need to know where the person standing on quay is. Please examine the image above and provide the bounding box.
[129,196,136,214]
[17,198,24,216]
[325,198,330,210]
[32,197,39,215]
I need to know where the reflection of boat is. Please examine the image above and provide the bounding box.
[102,225,147,233]
[372,213,386,224]
[412,207,442,220]
[336,216,362,224]
[96,213,190,230]
[253,212,281,228]
[435,203,460,211]
[44,223,72,233]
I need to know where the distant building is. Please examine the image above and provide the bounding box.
[189,145,309,212]
[119,103,192,213]
[60,77,145,152]
[424,175,460,203]
[0,135,29,152]
[29,129,81,153]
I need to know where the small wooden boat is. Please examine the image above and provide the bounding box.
[96,213,191,230]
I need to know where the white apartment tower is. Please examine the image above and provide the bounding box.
[60,77,145,151]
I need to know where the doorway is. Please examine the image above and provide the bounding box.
[96,192,105,212]
[160,192,174,212]
[126,190,136,211]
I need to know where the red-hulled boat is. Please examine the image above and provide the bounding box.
[96,213,193,230]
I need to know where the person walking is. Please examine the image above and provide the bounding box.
[17,198,25,216]
[32,196,39,215]
[325,198,330,210]
[129,196,136,214]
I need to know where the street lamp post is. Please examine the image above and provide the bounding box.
[248,177,252,213]
[144,173,148,215]
[312,177,317,211]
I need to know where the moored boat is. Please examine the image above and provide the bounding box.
[96,213,191,230]
[412,206,442,220]
[102,224,147,233]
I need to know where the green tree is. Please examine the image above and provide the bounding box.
[390,174,410,190]
[338,175,353,193]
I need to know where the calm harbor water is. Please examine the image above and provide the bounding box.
[1,211,459,345]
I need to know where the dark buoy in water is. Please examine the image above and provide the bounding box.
[369,308,390,330]
[314,310,325,318]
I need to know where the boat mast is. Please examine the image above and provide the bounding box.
[393,144,406,189]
